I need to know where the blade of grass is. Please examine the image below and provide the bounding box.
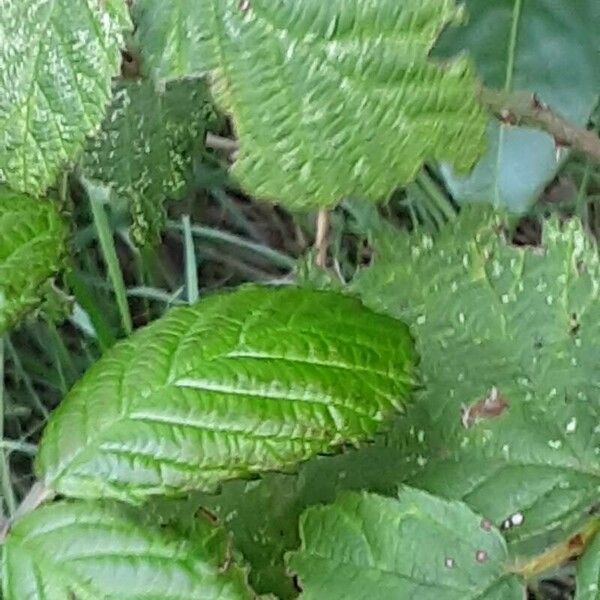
[167,221,296,270]
[4,337,48,419]
[84,179,133,336]
[0,339,17,517]
[66,269,116,351]
[182,215,199,304]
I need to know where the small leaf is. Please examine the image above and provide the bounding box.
[287,488,524,599]
[0,0,131,195]
[199,446,410,598]
[576,533,600,600]
[81,79,219,244]
[352,207,600,557]
[133,0,486,209]
[434,0,600,212]
[0,191,67,334]
[2,501,255,599]
[36,286,415,501]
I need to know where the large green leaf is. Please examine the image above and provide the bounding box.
[287,488,524,599]
[133,0,486,209]
[81,79,218,244]
[434,0,600,212]
[0,191,66,334]
[352,207,600,557]
[2,501,254,599]
[576,533,600,600]
[36,286,415,501]
[0,0,131,196]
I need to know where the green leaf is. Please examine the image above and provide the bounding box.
[352,207,600,557]
[36,286,415,501]
[0,191,67,334]
[2,501,255,599]
[434,0,600,212]
[577,533,600,600]
[133,0,486,209]
[81,79,218,244]
[287,488,524,599]
[0,0,131,196]
[199,447,410,599]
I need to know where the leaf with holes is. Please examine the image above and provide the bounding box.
[352,207,600,558]
[287,488,524,599]
[2,501,254,599]
[0,0,131,195]
[36,286,415,502]
[434,0,600,212]
[81,79,220,244]
[0,191,67,334]
[132,0,486,209]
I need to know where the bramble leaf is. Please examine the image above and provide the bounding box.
[435,0,600,212]
[287,488,524,599]
[0,191,67,334]
[2,501,254,599]
[81,79,218,244]
[353,207,600,557]
[0,0,131,195]
[36,286,415,501]
[133,0,486,209]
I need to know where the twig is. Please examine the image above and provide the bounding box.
[481,87,600,165]
[315,209,330,269]
[205,133,240,154]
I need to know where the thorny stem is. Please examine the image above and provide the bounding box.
[510,517,600,579]
[481,87,600,165]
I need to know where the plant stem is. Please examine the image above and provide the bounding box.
[481,87,600,165]
[315,209,330,269]
[0,339,17,518]
[182,215,199,304]
[86,181,133,336]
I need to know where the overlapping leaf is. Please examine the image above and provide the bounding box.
[2,501,254,599]
[81,79,218,244]
[352,207,600,556]
[0,0,131,195]
[434,0,600,212]
[133,0,486,209]
[287,488,524,599]
[0,191,66,334]
[36,286,415,502]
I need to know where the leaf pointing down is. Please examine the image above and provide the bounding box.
[133,0,487,209]
[36,286,415,502]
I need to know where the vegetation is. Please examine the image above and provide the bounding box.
[1,1,600,598]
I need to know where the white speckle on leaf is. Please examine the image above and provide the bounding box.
[548,440,562,450]
[565,417,577,433]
